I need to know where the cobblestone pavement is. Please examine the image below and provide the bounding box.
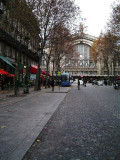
[22,84,120,160]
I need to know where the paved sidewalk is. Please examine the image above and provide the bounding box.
[0,86,71,160]
[0,86,71,108]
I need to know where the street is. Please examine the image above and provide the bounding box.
[22,84,120,160]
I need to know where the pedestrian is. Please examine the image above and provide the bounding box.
[83,79,86,87]
[104,79,107,86]
[51,79,54,91]
[78,79,80,90]
[48,79,50,88]
[84,79,87,87]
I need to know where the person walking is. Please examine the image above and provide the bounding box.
[51,79,54,91]
[58,80,61,91]
[78,79,80,90]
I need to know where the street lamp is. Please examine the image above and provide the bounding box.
[24,36,30,93]
[37,48,41,90]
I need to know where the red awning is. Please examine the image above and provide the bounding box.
[7,74,15,77]
[0,69,9,75]
[41,70,46,75]
[116,76,120,80]
[47,73,51,76]
[30,65,50,76]
[30,65,38,74]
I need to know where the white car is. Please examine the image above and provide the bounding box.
[73,80,78,85]
[73,80,83,85]
[97,80,104,86]
[70,80,73,84]
[80,80,83,85]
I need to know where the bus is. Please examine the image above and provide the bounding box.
[61,73,71,86]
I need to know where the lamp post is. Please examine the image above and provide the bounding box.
[24,36,30,94]
[37,48,41,90]
[14,36,22,96]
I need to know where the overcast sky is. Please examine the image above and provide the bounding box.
[75,0,115,37]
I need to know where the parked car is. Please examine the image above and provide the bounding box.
[73,80,78,85]
[73,80,83,85]
[92,80,98,85]
[80,80,83,85]
[97,80,104,86]
[70,80,73,84]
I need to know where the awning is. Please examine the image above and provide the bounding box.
[30,65,37,74]
[41,70,46,75]
[47,73,51,76]
[0,55,15,69]
[116,76,120,80]
[6,74,15,77]
[0,69,9,75]
[30,65,50,76]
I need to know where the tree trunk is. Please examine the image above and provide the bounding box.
[106,62,110,82]
[45,61,49,89]
[34,54,42,91]
[113,61,116,83]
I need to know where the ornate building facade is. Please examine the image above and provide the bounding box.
[64,34,97,79]
[0,0,39,89]
[63,34,120,81]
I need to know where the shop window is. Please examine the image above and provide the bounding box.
[1,43,6,56]
[104,71,107,75]
[118,61,120,67]
[15,51,17,60]
[9,48,12,58]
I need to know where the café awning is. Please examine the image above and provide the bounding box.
[6,74,15,77]
[0,55,15,69]
[116,76,120,80]
[30,65,50,76]
[41,70,46,75]
[0,69,9,75]
[30,65,37,74]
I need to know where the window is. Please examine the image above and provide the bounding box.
[104,71,107,75]
[84,60,88,67]
[1,43,6,56]
[118,61,120,67]
[0,1,3,11]
[80,44,83,55]
[104,63,107,67]
[84,45,88,59]
[41,60,45,66]
[9,48,12,58]
[15,51,17,60]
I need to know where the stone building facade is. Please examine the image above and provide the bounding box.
[0,0,39,88]
[63,34,120,81]
[64,34,97,79]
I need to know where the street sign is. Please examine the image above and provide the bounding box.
[58,72,61,76]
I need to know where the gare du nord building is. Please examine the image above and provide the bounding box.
[64,34,120,82]
[64,34,98,81]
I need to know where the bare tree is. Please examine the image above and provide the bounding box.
[50,23,75,73]
[107,0,120,81]
[31,0,79,90]
[91,33,111,80]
